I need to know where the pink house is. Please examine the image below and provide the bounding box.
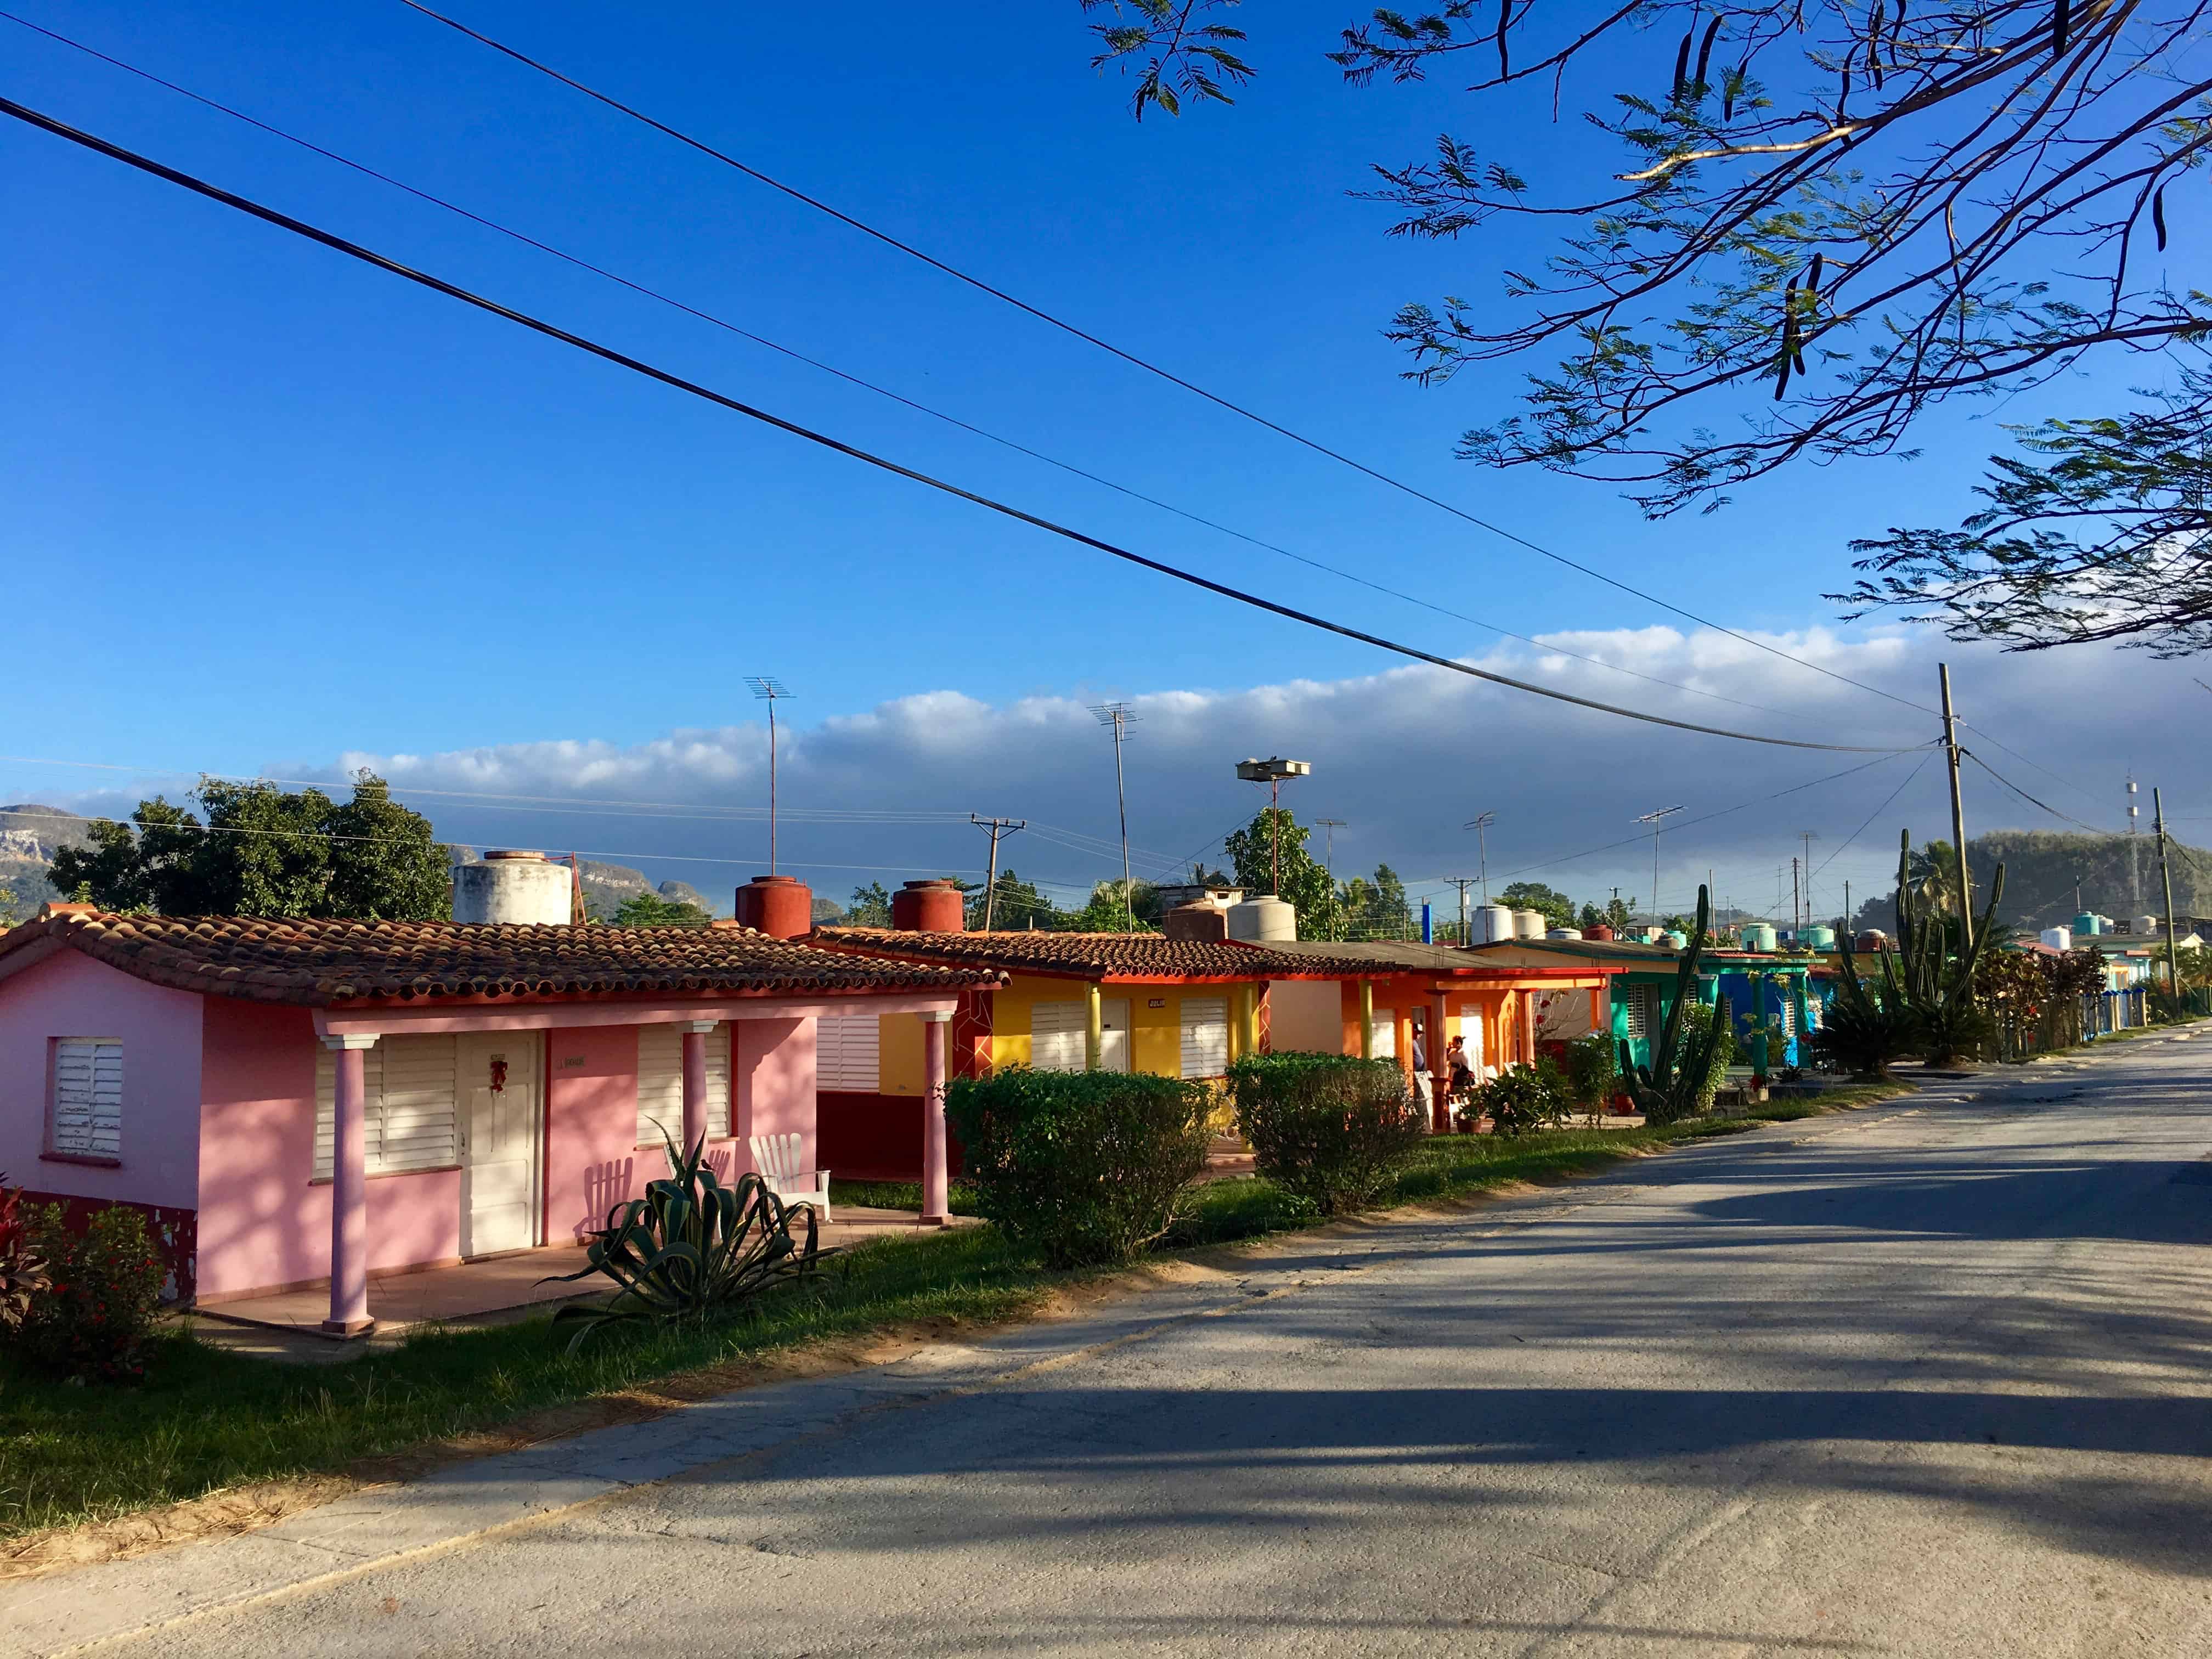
[0,906,995,1333]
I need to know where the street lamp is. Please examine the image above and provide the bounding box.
[1235,758,1311,895]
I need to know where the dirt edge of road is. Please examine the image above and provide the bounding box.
[0,1085,1945,1584]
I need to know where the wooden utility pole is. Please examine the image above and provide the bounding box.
[1939,663,1974,951]
[970,815,1025,931]
[2155,787,2182,1002]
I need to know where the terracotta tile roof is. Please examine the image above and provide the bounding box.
[811,927,1411,981]
[1251,938,1617,977]
[0,911,997,1007]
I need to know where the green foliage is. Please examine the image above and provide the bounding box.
[1224,809,1334,935]
[1617,885,1726,1125]
[0,1180,49,1334]
[18,1205,166,1383]
[1340,862,1412,940]
[1470,1058,1572,1138]
[968,868,1056,930]
[845,882,893,927]
[606,891,712,928]
[546,1135,821,1351]
[1675,1002,1735,1111]
[1224,1052,1425,1214]
[1064,884,1158,933]
[1876,829,2005,1065]
[943,1068,1212,1266]
[1560,1031,1619,1116]
[1081,0,1252,120]
[47,774,449,921]
[1499,882,1575,930]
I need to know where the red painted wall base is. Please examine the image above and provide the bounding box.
[818,1091,966,1183]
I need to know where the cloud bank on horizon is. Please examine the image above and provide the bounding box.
[23,624,2172,922]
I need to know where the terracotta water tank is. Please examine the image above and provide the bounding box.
[734,874,813,939]
[891,878,966,932]
[1585,924,1616,941]
[1164,901,1230,943]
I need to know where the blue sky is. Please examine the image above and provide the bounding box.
[4,1,2201,919]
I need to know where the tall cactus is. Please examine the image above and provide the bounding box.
[1618,884,1726,1124]
[1874,828,2005,1065]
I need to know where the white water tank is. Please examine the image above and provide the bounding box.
[453,850,573,924]
[1227,895,1296,943]
[2041,926,2073,951]
[1547,928,1583,940]
[2135,915,2160,935]
[1513,909,1546,939]
[1474,905,1517,944]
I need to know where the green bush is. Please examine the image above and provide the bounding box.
[1809,996,1921,1079]
[1560,1032,1619,1118]
[944,1067,1212,1267]
[1225,1052,1426,1214]
[1471,1058,1573,1137]
[19,1204,166,1383]
[1678,1003,1737,1114]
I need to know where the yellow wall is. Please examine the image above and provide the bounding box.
[877,1007,927,1096]
[971,974,1252,1080]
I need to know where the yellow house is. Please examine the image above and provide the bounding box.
[807,928,1405,1178]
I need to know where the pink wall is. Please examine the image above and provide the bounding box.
[196,998,460,1300]
[736,1018,816,1173]
[0,951,201,1210]
[546,1023,641,1246]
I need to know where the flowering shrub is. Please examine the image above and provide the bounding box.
[18,1203,166,1382]
[0,1177,48,1333]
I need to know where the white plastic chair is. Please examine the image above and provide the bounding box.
[748,1132,831,1222]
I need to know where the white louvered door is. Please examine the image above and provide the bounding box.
[459,1033,538,1256]
[1178,996,1228,1080]
[636,1024,731,1148]
[1029,1001,1087,1073]
[816,1015,882,1092]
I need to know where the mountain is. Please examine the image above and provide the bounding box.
[1843,830,2212,934]
[1,804,91,917]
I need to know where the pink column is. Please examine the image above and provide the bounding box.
[681,1021,713,1153]
[1429,992,1453,1135]
[324,1034,377,1335]
[921,1011,950,1224]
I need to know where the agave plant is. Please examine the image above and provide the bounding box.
[1618,885,1729,1126]
[545,1133,825,1350]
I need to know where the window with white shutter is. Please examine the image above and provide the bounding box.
[816,1015,881,1092]
[1029,1001,1087,1073]
[1368,1010,1396,1059]
[636,1024,732,1147]
[1178,996,1229,1080]
[50,1039,123,1159]
[315,1035,459,1178]
[1623,984,1658,1042]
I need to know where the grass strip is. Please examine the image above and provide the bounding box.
[0,1108,1835,1544]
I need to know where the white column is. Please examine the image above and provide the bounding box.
[324,1033,379,1335]
[921,1011,951,1225]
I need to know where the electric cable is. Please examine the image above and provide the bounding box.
[0,10,1827,731]
[1813,749,1935,877]
[389,0,1943,722]
[1960,751,2113,834]
[0,93,1923,756]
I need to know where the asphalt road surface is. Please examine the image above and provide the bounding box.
[64,1040,2212,1656]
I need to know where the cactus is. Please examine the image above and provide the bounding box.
[1617,884,1728,1124]
[1828,831,2004,1069]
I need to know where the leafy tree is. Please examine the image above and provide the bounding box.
[1224,808,1333,937]
[1606,895,1635,933]
[1084,3,2211,531]
[1837,353,2212,655]
[969,868,1056,930]
[845,882,893,927]
[49,774,449,919]
[1499,881,1576,930]
[1066,883,1158,933]
[607,891,712,928]
[1577,901,1604,932]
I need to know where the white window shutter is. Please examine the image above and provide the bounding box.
[636,1024,731,1145]
[314,1042,389,1180]
[50,1039,123,1159]
[377,1036,457,1173]
[1029,1001,1087,1073]
[1178,996,1229,1080]
[1368,1010,1396,1059]
[817,1015,881,1092]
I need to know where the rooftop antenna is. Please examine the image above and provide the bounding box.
[1235,757,1312,896]
[745,676,793,876]
[1463,811,1497,901]
[1635,805,1684,927]
[1091,703,1138,932]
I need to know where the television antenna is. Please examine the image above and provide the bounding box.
[1091,704,1138,931]
[744,676,793,875]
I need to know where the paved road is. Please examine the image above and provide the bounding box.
[38,1040,2212,1656]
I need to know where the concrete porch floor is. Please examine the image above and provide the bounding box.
[193,1205,974,1345]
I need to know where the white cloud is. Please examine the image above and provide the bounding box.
[16,623,2186,924]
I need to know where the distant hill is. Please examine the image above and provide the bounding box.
[1,804,91,917]
[1843,829,2212,933]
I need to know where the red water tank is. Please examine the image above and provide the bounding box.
[1586,924,1616,941]
[891,878,966,933]
[1163,902,1229,943]
[734,874,813,939]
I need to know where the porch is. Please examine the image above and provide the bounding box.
[196,1204,974,1340]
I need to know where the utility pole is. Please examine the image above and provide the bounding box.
[1938,662,1974,952]
[1463,811,1496,900]
[2155,787,2182,1002]
[1844,879,1852,937]
[1444,877,1479,944]
[1316,819,1346,940]
[1091,704,1138,931]
[970,815,1025,930]
[1799,832,1819,928]
[1636,805,1684,927]
[744,676,793,876]
[1791,856,1802,935]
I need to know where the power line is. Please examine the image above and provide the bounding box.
[0,93,1921,758]
[1960,751,2111,834]
[1814,749,1936,879]
[0,10,1839,733]
[390,0,1943,723]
